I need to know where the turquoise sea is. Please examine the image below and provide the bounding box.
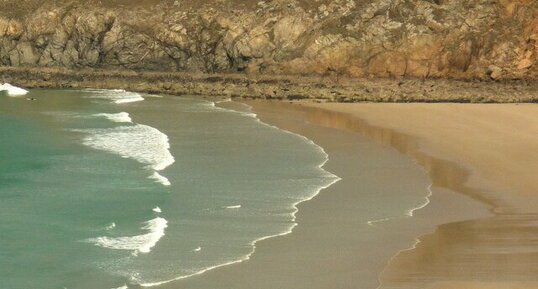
[0,88,339,289]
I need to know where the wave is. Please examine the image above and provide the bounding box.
[148,172,171,186]
[106,222,116,230]
[94,112,133,123]
[112,285,128,289]
[84,89,144,104]
[0,83,29,96]
[224,205,242,209]
[81,124,175,171]
[152,207,162,213]
[139,101,341,287]
[86,217,168,255]
[46,111,133,124]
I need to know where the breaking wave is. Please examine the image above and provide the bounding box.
[0,83,28,96]
[86,217,168,255]
[81,124,174,171]
[84,89,144,104]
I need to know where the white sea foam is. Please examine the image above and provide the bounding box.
[47,111,133,123]
[224,205,242,209]
[86,217,168,254]
[148,172,171,186]
[95,112,133,123]
[193,247,202,252]
[152,207,162,213]
[112,285,128,289]
[139,101,341,287]
[0,83,29,96]
[406,183,433,217]
[81,124,175,171]
[144,94,163,98]
[84,89,144,104]
[106,222,116,230]
[366,182,434,227]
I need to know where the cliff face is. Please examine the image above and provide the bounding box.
[1,0,537,80]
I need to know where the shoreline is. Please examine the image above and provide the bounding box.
[162,99,537,289]
[243,101,496,289]
[139,100,341,287]
[118,96,343,288]
[1,67,538,103]
[158,99,494,289]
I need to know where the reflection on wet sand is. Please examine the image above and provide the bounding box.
[283,102,538,289]
[381,214,538,288]
[296,104,500,209]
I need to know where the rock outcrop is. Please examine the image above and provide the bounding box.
[2,66,538,103]
[0,0,537,80]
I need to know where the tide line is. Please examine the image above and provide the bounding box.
[367,184,433,227]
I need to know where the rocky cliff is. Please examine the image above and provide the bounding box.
[1,0,537,80]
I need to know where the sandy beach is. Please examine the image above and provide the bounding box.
[278,102,538,289]
[161,100,538,289]
[3,1,538,287]
[298,103,538,289]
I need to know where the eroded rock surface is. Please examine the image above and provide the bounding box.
[0,0,537,80]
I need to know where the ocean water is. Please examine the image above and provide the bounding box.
[0,88,339,289]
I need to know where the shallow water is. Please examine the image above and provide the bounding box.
[0,89,338,288]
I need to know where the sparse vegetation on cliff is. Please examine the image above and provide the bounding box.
[0,0,537,80]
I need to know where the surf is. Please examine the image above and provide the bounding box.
[86,217,168,255]
[83,89,144,104]
[94,112,133,123]
[0,83,29,96]
[81,124,175,172]
[138,100,341,287]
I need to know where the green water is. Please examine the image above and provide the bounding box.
[0,89,338,289]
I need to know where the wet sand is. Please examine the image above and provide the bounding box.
[298,102,538,289]
[304,103,538,211]
[160,100,522,289]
